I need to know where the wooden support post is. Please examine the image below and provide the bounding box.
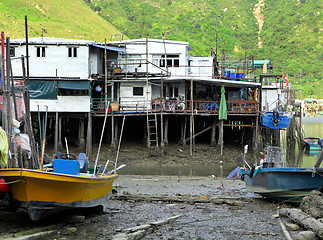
[160,114,164,153]
[58,115,63,150]
[218,120,224,155]
[114,116,119,147]
[190,78,193,156]
[183,116,187,146]
[180,116,187,146]
[160,78,164,154]
[86,113,92,159]
[79,116,85,152]
[211,118,217,146]
[54,112,58,153]
[111,114,116,150]
[164,116,168,146]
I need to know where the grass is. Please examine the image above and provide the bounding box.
[0,0,121,41]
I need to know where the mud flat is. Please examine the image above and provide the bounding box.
[0,175,286,240]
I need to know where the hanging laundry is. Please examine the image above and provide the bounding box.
[0,127,8,167]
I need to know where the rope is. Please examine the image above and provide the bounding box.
[312,168,323,177]
[277,185,323,205]
[0,179,22,185]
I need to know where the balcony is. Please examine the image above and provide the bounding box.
[91,98,259,115]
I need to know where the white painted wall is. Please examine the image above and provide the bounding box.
[119,82,151,110]
[188,56,213,77]
[11,45,89,79]
[119,39,190,77]
[30,96,91,112]
[9,38,106,79]
[262,87,286,111]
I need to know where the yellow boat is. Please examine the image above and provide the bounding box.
[0,168,117,221]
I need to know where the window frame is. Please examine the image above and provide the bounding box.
[9,47,16,57]
[68,47,78,58]
[36,46,46,58]
[133,86,144,96]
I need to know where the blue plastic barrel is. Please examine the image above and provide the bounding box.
[236,73,243,81]
[224,71,230,77]
[230,73,236,80]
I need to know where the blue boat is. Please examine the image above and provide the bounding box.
[240,147,323,204]
[303,137,323,153]
[262,109,292,129]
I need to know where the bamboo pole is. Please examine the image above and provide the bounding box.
[190,78,193,156]
[5,38,12,167]
[104,39,107,109]
[40,106,48,171]
[114,115,126,170]
[54,112,58,153]
[93,103,110,176]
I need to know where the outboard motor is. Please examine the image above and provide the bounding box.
[77,153,88,173]
[272,108,280,127]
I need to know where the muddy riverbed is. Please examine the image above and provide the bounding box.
[0,175,288,240]
[0,144,288,239]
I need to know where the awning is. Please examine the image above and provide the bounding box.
[30,80,57,99]
[57,80,90,90]
[92,44,125,53]
[251,60,272,69]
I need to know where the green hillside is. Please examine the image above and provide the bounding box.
[0,0,121,41]
[1,0,321,98]
[86,0,322,99]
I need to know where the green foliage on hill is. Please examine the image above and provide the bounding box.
[0,0,121,41]
[86,0,322,98]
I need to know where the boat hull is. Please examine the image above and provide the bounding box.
[0,169,117,220]
[243,168,323,204]
[304,137,322,152]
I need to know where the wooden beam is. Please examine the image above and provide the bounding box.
[184,125,213,143]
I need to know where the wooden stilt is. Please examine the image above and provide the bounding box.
[160,114,164,153]
[86,113,92,158]
[111,114,116,150]
[190,78,194,156]
[79,116,85,151]
[58,115,62,150]
[164,116,168,146]
[190,115,193,156]
[211,118,216,146]
[114,116,119,147]
[54,112,58,153]
[182,116,187,147]
[218,120,224,155]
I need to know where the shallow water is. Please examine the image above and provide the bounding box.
[120,116,323,177]
[301,116,323,167]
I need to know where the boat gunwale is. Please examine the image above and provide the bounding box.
[0,168,118,183]
[249,167,323,173]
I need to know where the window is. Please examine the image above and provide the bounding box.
[9,47,15,57]
[169,85,179,98]
[36,47,46,57]
[158,55,180,68]
[68,47,77,58]
[133,87,143,96]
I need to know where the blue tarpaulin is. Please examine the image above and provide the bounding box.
[30,81,57,99]
[57,80,89,90]
[262,112,292,129]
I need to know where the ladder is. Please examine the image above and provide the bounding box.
[147,113,159,154]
